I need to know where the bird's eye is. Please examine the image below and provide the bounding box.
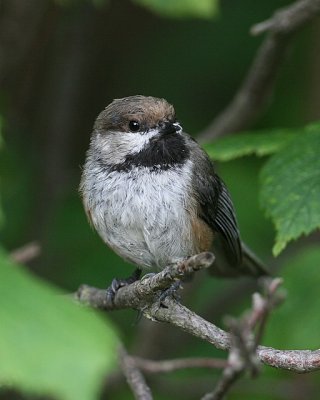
[129,120,140,132]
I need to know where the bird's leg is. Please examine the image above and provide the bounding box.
[156,265,195,306]
[158,280,182,305]
[106,268,142,303]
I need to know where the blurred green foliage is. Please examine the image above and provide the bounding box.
[133,0,219,19]
[0,249,118,400]
[0,118,3,148]
[264,245,320,349]
[57,0,219,18]
[0,0,320,399]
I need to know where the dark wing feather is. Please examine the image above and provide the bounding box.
[210,179,243,266]
[188,137,242,268]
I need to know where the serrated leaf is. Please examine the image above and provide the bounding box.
[204,130,298,161]
[260,130,320,256]
[0,250,118,400]
[133,0,218,19]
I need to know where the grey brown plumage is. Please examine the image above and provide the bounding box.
[80,95,268,277]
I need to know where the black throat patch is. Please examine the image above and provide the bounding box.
[109,132,190,172]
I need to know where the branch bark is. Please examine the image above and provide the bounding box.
[77,252,215,311]
[198,0,320,142]
[133,357,228,373]
[119,345,153,400]
[10,241,41,264]
[76,258,320,374]
[201,277,283,399]
[201,367,242,400]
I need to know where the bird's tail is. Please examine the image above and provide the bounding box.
[208,239,270,278]
[239,242,270,277]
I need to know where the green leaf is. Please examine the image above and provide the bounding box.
[260,130,320,256]
[204,130,298,161]
[0,249,118,400]
[133,0,219,19]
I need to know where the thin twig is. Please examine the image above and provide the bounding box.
[250,278,285,347]
[10,241,41,264]
[202,314,260,400]
[251,0,320,36]
[201,278,283,399]
[198,0,320,142]
[201,366,243,400]
[118,345,153,400]
[201,321,255,400]
[133,357,228,373]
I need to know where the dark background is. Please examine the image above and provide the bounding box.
[1,0,320,398]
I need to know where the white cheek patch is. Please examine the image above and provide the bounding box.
[129,128,159,153]
[95,129,160,164]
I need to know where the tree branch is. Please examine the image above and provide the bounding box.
[10,241,41,264]
[76,260,320,374]
[251,0,320,36]
[133,357,228,373]
[119,345,153,400]
[198,0,320,142]
[201,277,283,399]
[201,366,243,400]
[77,252,215,311]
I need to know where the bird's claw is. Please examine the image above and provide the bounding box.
[158,280,182,306]
[106,268,142,303]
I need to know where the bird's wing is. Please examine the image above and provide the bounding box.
[189,139,242,267]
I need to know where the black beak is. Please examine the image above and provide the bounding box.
[159,121,182,135]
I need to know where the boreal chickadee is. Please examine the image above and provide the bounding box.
[80,95,266,281]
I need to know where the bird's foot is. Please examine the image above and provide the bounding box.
[139,272,182,305]
[158,280,182,306]
[106,268,141,303]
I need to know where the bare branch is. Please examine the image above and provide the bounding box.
[10,241,41,264]
[257,347,320,372]
[198,0,320,142]
[133,357,228,373]
[201,366,242,400]
[200,317,257,400]
[76,270,320,373]
[77,252,215,311]
[249,277,285,346]
[119,345,153,400]
[201,278,283,399]
[251,0,320,36]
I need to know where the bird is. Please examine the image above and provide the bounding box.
[80,95,267,293]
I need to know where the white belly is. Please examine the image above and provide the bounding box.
[84,162,196,270]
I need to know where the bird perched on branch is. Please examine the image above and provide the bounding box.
[80,95,267,293]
